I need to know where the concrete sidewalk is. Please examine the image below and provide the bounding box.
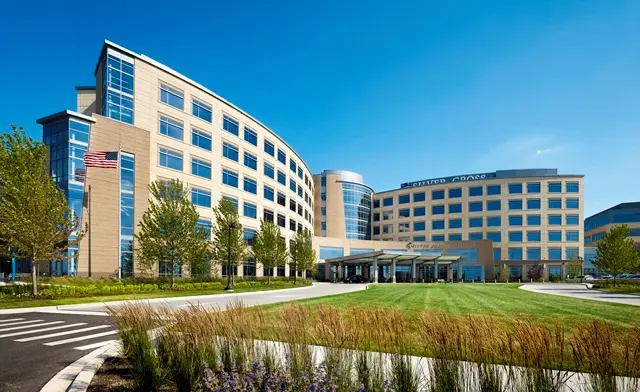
[520,283,640,306]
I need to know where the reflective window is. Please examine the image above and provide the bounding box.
[413,192,426,202]
[263,185,274,201]
[527,231,541,242]
[487,185,501,195]
[290,178,297,192]
[566,198,579,209]
[192,128,212,151]
[414,221,426,231]
[432,235,445,242]
[509,231,523,242]
[487,200,501,211]
[469,186,483,197]
[469,232,483,240]
[399,194,410,204]
[487,232,501,243]
[487,216,501,226]
[548,198,562,209]
[244,177,257,194]
[222,169,238,187]
[566,214,579,225]
[432,190,445,200]
[508,247,523,260]
[432,220,445,230]
[469,217,483,227]
[413,236,426,242]
[548,182,562,193]
[197,218,211,241]
[527,247,541,260]
[449,188,462,198]
[432,205,445,215]
[277,214,286,228]
[244,202,257,219]
[449,203,462,213]
[383,197,393,207]
[414,207,426,216]
[159,116,183,140]
[223,196,238,212]
[244,152,257,170]
[192,98,212,122]
[548,231,562,242]
[191,157,211,179]
[493,248,502,260]
[383,224,393,234]
[160,84,184,109]
[222,142,238,161]
[548,215,562,225]
[277,149,286,165]
[277,170,286,186]
[264,140,275,156]
[159,148,183,171]
[449,233,462,241]
[527,215,541,226]
[191,188,211,208]
[373,200,380,208]
[449,219,462,228]
[264,162,275,178]
[527,182,541,193]
[508,183,522,194]
[277,192,286,206]
[297,167,303,180]
[469,201,483,212]
[548,248,562,259]
[566,182,579,193]
[566,247,579,259]
[263,209,274,222]
[508,200,523,210]
[566,231,579,242]
[527,199,541,210]
[399,208,410,218]
[223,115,239,136]
[399,222,410,232]
[509,215,523,226]
[243,229,257,246]
[103,52,134,124]
[290,159,297,174]
[382,211,393,220]
[244,127,257,146]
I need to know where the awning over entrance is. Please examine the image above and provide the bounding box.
[324,250,462,266]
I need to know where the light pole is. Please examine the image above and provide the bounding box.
[225,222,236,291]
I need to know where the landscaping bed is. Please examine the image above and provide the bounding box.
[593,279,640,294]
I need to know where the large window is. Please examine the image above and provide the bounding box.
[508,183,522,194]
[487,200,501,211]
[277,149,286,165]
[191,157,211,179]
[508,231,523,242]
[449,219,462,228]
[449,188,462,198]
[263,209,274,223]
[548,198,562,209]
[527,199,541,210]
[469,201,483,212]
[277,170,286,186]
[192,98,212,122]
[223,196,238,212]
[566,231,579,242]
[191,188,211,208]
[222,142,239,161]
[508,248,523,260]
[548,231,562,242]
[487,232,501,243]
[527,215,541,226]
[487,185,501,195]
[493,248,502,261]
[449,234,462,241]
[102,51,134,124]
[548,214,562,225]
[192,128,212,150]
[566,182,579,193]
[197,218,211,241]
[222,168,238,187]
[432,220,445,230]
[469,217,483,227]
[264,185,274,201]
[548,182,562,193]
[527,248,541,260]
[244,177,257,194]
[432,205,445,215]
[413,192,426,202]
[159,148,183,171]
[469,186,483,196]
[264,162,275,179]
[527,231,541,242]
[449,203,462,213]
[383,197,393,207]
[277,214,286,228]
[414,206,426,216]
[244,127,257,146]
[399,208,410,218]
[509,215,523,226]
[290,179,297,193]
[399,194,410,204]
[159,116,183,140]
[432,190,445,200]
[566,198,579,209]
[566,214,579,225]
[487,216,501,226]
[160,84,184,109]
[264,140,275,156]
[414,222,426,231]
[244,202,257,219]
[319,246,344,260]
[290,159,297,174]
[244,152,257,170]
[566,247,579,259]
[469,232,483,240]
[508,199,523,210]
[223,115,239,136]
[548,248,562,259]
[432,235,445,242]
[527,182,541,193]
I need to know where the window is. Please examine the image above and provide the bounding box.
[321,192,326,201]
[527,215,541,226]
[414,206,426,216]
[383,224,393,234]
[222,115,239,136]
[413,192,426,202]
[263,185,274,201]
[487,232,501,243]
[469,186,483,197]
[191,188,211,208]
[566,247,579,259]
[508,183,522,194]
[399,222,410,232]
[290,159,297,174]
[277,192,286,206]
[159,116,183,140]
[469,201,483,212]
[432,220,445,230]
[548,182,562,193]
[432,190,445,200]
[527,182,541,193]
[469,232,483,240]
[244,152,257,170]
[566,214,579,225]
[297,185,302,197]
[373,212,379,221]
[527,231,541,242]
[160,84,183,109]
[414,236,426,242]
[487,185,501,195]
[243,229,256,247]
[493,248,502,260]
[277,214,286,228]
[192,128,212,151]
[264,162,274,179]
[222,142,238,161]
[487,200,501,211]
[222,169,238,187]
[487,216,501,227]
[509,231,523,242]
[197,219,211,240]
[414,222,426,231]
[566,198,579,209]
[159,148,183,171]
[449,234,462,241]
[508,199,523,210]
[244,202,257,219]
[277,149,286,165]
[244,127,257,146]
[527,248,541,260]
[508,248,523,260]
[244,177,257,194]
[432,235,445,242]
[432,205,445,215]
[191,157,211,179]
[449,188,462,198]
[449,203,462,213]
[509,215,523,226]
[289,219,297,232]
[548,231,562,242]
[399,194,410,204]
[548,198,562,209]
[382,211,393,220]
[548,248,562,259]
[566,231,579,242]
[383,197,393,207]
[277,170,286,186]
[290,199,296,213]
[289,179,297,192]
[373,200,380,208]
[103,53,134,124]
[548,215,562,225]
[264,140,275,156]
[399,208,410,218]
[192,98,212,122]
[566,182,579,193]
[297,167,303,179]
[469,217,483,227]
[263,209,274,223]
[449,219,462,229]
[527,199,541,210]
[223,196,238,212]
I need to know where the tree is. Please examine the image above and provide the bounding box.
[251,219,287,284]
[211,199,247,288]
[0,125,85,295]
[498,266,510,283]
[291,230,316,282]
[567,258,583,279]
[527,264,544,281]
[593,225,640,287]
[135,179,209,288]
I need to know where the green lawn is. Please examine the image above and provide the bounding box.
[266,283,640,331]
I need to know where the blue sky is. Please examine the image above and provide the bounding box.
[0,0,638,217]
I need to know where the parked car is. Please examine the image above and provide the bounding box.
[601,275,614,280]
[344,275,365,283]
[583,275,596,282]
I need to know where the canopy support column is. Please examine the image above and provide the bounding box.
[411,259,417,283]
[433,258,439,281]
[372,256,378,284]
[391,259,397,283]
[338,262,344,282]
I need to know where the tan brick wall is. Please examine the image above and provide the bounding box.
[77,89,96,116]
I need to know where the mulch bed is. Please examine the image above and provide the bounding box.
[87,357,135,392]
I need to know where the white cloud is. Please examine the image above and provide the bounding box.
[535,148,552,156]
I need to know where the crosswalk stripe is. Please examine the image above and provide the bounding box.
[0,318,26,324]
[74,339,118,351]
[0,323,88,338]
[0,321,64,333]
[44,330,118,346]
[15,325,110,342]
[0,320,44,327]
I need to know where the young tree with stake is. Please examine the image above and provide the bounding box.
[594,224,639,287]
[251,219,288,284]
[211,199,247,290]
[291,230,316,282]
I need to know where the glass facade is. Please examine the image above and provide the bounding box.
[342,183,373,240]
[120,153,135,277]
[102,49,134,124]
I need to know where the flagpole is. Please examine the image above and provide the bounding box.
[88,184,92,278]
[117,145,122,281]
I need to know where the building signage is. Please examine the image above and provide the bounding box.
[406,242,441,250]
[400,172,497,188]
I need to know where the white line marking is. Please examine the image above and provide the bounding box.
[0,319,44,327]
[0,321,64,333]
[0,323,87,338]
[38,310,110,316]
[15,325,110,342]
[44,330,118,346]
[0,318,26,324]
[74,339,118,351]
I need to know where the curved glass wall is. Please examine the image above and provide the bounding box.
[342,183,372,240]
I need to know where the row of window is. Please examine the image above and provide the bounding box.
[585,212,640,231]
[374,224,579,242]
[584,228,640,244]
[374,214,579,230]
[374,181,580,207]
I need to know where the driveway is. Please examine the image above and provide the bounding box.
[520,283,640,306]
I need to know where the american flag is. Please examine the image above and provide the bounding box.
[83,151,119,168]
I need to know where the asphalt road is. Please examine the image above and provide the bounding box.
[520,283,640,306]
